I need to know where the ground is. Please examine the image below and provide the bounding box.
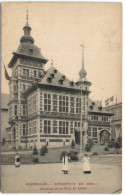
[1,154,122,193]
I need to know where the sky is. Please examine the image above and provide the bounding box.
[1,2,122,106]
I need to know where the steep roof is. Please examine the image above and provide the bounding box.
[40,66,78,89]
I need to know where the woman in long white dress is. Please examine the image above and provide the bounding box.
[62,153,70,174]
[82,154,91,174]
[15,153,21,167]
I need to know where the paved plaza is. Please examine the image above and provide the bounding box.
[1,157,122,193]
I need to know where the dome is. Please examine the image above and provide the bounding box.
[20,35,34,44]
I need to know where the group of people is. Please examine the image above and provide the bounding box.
[15,152,91,174]
[62,153,91,174]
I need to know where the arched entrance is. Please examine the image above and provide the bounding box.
[100,130,110,145]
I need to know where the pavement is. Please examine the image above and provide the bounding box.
[1,161,122,193]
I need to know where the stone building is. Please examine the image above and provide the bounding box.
[5,15,113,149]
[104,103,122,140]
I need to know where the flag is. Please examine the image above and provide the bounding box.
[2,59,10,81]
[105,98,109,106]
[110,95,114,102]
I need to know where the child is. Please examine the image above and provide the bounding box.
[15,153,21,167]
[82,153,91,174]
[62,153,70,174]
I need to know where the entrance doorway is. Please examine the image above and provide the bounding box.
[75,130,80,144]
[100,130,110,145]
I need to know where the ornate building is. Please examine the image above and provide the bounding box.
[6,14,113,149]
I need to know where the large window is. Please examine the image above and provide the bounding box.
[23,68,29,76]
[70,97,75,113]
[53,120,58,133]
[59,95,68,113]
[28,121,37,135]
[52,95,58,112]
[76,98,81,114]
[93,127,97,137]
[59,121,69,134]
[44,120,51,134]
[14,105,17,116]
[44,94,51,111]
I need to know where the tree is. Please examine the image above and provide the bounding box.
[33,145,38,155]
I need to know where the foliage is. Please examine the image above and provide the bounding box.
[44,145,48,153]
[87,138,94,148]
[40,146,46,156]
[71,140,75,148]
[33,145,38,155]
[70,154,78,161]
[60,150,79,161]
[33,157,39,163]
[104,147,109,151]
[93,152,98,155]
[85,143,91,152]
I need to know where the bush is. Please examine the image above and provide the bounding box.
[87,138,94,148]
[33,145,38,155]
[108,141,114,148]
[33,158,39,163]
[44,145,48,153]
[85,143,91,152]
[93,152,98,155]
[70,154,79,161]
[71,140,75,148]
[60,151,79,161]
[40,146,46,156]
[104,147,109,151]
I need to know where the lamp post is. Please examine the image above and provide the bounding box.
[80,77,83,154]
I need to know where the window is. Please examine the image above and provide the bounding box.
[59,95,68,113]
[87,127,91,137]
[76,98,81,114]
[53,120,58,133]
[23,68,29,76]
[23,84,26,91]
[44,120,51,134]
[93,127,97,137]
[59,121,69,134]
[44,94,51,111]
[23,124,26,136]
[52,95,58,112]
[70,121,73,134]
[14,105,17,116]
[23,105,26,115]
[34,70,37,77]
[14,85,17,92]
[70,97,75,113]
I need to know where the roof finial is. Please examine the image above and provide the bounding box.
[26,9,29,23]
[51,58,53,66]
[80,44,85,68]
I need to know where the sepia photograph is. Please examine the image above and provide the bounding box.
[1,2,122,193]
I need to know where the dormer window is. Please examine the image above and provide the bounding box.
[98,106,102,111]
[62,75,66,80]
[51,74,55,78]
[85,87,87,90]
[89,105,93,110]
[29,48,33,54]
[47,77,52,83]
[54,69,57,73]
[70,81,74,86]
[59,79,63,85]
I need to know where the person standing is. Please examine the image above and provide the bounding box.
[82,154,91,174]
[62,153,70,174]
[15,153,21,167]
